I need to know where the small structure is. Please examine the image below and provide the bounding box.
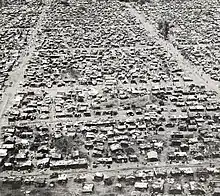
[147,151,158,162]
[82,183,94,194]
[94,172,104,182]
[169,183,182,194]
[58,174,68,183]
[134,182,148,191]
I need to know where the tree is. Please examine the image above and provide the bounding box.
[158,20,163,30]
[158,20,174,40]
[163,20,170,40]
[60,0,69,6]
[139,0,145,5]
[0,0,4,7]
[54,137,68,154]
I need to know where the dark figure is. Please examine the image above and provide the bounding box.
[60,0,69,6]
[164,20,170,40]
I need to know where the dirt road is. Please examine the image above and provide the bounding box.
[0,4,50,132]
[0,159,216,179]
[127,4,220,97]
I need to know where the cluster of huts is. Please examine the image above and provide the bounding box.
[0,124,89,171]
[1,0,220,195]
[141,0,220,83]
[2,166,220,195]
[0,4,43,95]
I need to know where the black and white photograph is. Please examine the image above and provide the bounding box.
[0,0,220,195]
